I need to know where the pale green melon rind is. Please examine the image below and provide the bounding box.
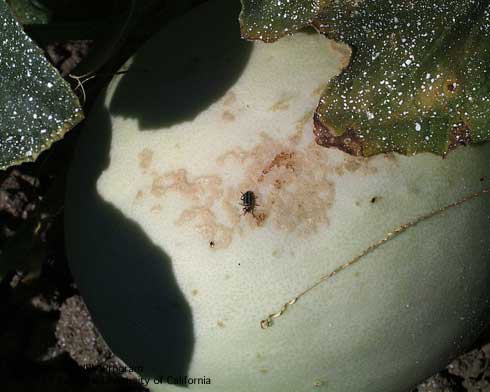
[65,1,490,391]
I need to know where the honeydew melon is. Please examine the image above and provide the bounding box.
[65,0,490,391]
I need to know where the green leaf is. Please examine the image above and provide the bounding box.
[239,0,321,42]
[240,0,490,156]
[0,0,83,169]
[6,0,51,25]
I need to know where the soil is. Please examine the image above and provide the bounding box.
[1,1,490,391]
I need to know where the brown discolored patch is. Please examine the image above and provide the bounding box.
[217,320,225,328]
[254,212,267,226]
[222,110,236,122]
[216,147,248,165]
[138,148,153,170]
[326,39,352,70]
[258,151,295,182]
[448,123,472,151]
[150,204,161,213]
[269,96,294,112]
[191,289,198,296]
[137,123,376,247]
[383,152,399,164]
[273,179,283,189]
[314,112,365,156]
[332,157,376,177]
[343,157,363,172]
[218,133,338,235]
[223,91,236,107]
[296,110,314,131]
[222,197,241,227]
[150,175,166,197]
[311,83,327,97]
[150,169,222,205]
[135,190,144,200]
[141,166,231,247]
[176,207,232,249]
[289,110,313,145]
[259,368,269,374]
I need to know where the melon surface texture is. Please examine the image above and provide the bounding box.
[65,1,490,391]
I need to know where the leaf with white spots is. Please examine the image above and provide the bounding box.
[0,0,83,169]
[7,0,51,25]
[239,0,322,42]
[240,0,490,156]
